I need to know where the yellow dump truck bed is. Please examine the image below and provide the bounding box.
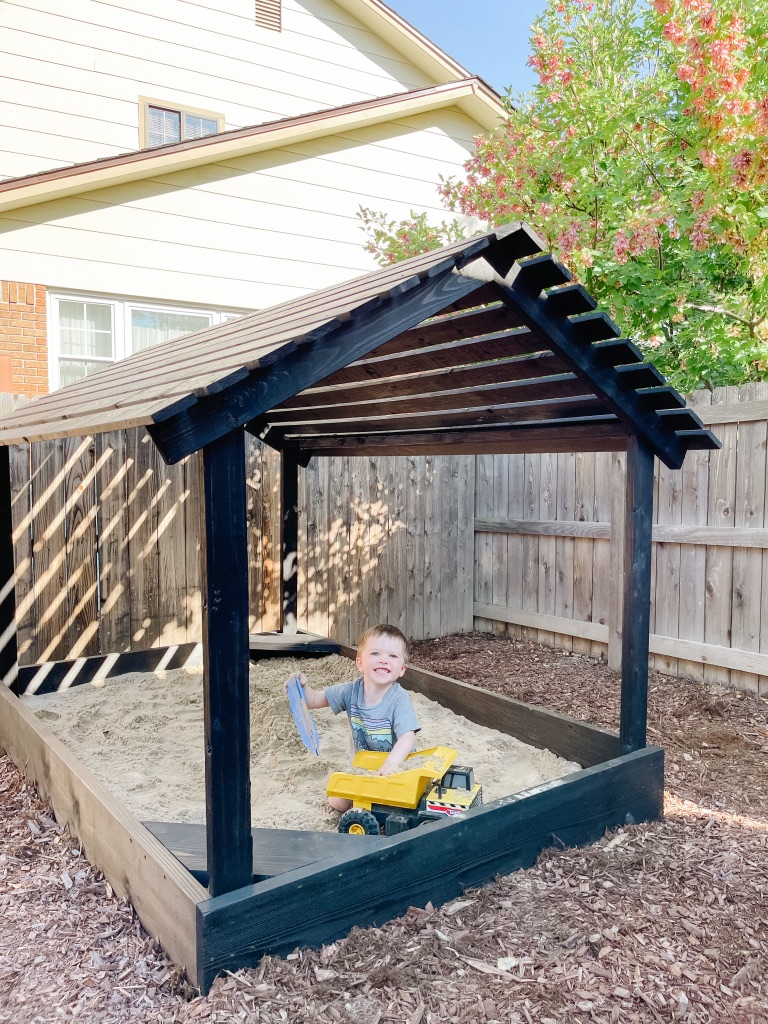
[326,745,458,811]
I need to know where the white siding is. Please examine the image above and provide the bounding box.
[0,109,477,309]
[0,0,438,180]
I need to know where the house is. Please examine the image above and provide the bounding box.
[0,0,504,396]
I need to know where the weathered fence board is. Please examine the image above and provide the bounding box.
[472,383,768,694]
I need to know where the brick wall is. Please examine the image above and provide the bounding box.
[0,281,48,396]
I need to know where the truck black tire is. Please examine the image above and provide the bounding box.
[338,808,380,835]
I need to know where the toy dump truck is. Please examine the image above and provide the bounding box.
[327,745,482,837]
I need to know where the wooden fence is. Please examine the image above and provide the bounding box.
[3,384,768,694]
[473,383,768,695]
[3,391,471,665]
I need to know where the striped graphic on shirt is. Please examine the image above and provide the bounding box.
[349,703,392,748]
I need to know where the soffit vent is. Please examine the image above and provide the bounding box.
[255,0,281,31]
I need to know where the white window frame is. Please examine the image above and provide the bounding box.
[139,97,225,149]
[47,291,243,392]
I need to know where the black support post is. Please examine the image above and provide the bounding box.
[620,437,655,754]
[0,447,17,688]
[280,448,299,635]
[199,429,252,895]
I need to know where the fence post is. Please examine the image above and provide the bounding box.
[608,451,626,671]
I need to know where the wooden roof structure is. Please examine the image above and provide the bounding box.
[0,223,718,468]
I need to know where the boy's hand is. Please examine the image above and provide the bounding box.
[377,760,403,777]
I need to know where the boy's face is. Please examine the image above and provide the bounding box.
[356,634,408,687]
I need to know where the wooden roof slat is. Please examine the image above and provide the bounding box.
[674,428,722,450]
[510,253,573,293]
[321,329,546,386]
[272,356,577,411]
[276,354,572,410]
[614,363,667,391]
[568,311,623,344]
[544,283,597,317]
[591,339,644,367]
[265,374,593,424]
[364,302,527,357]
[656,407,710,434]
[265,397,611,441]
[634,386,687,412]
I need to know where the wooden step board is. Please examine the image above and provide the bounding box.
[144,821,381,885]
[248,631,340,659]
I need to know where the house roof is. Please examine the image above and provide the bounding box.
[0,79,503,215]
[0,224,719,470]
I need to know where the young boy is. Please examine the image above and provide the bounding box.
[296,624,420,811]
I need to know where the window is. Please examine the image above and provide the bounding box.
[139,98,224,149]
[255,0,281,31]
[48,293,242,390]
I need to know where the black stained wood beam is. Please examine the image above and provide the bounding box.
[361,303,525,358]
[484,254,702,469]
[313,329,545,387]
[399,661,619,766]
[270,396,609,442]
[439,283,501,313]
[0,447,17,689]
[591,339,644,367]
[635,387,687,412]
[543,283,597,318]
[268,370,591,424]
[620,437,655,755]
[149,264,493,464]
[199,429,253,896]
[614,363,666,391]
[280,448,299,635]
[12,643,202,696]
[290,420,629,458]
[196,745,663,990]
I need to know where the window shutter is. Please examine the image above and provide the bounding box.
[255,0,281,31]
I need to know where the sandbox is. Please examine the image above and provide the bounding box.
[22,655,581,832]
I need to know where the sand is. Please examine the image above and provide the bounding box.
[22,654,581,832]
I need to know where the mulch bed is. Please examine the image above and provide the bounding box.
[1,632,766,1024]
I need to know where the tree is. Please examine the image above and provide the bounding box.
[359,0,768,392]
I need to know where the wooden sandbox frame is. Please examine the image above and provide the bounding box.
[0,640,662,992]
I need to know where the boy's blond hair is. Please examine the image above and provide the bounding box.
[356,624,410,662]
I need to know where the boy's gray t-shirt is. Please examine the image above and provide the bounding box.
[325,678,420,752]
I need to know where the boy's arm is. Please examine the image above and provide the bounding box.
[378,731,416,776]
[295,673,329,709]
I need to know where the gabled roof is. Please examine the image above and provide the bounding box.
[0,224,719,470]
[0,80,503,215]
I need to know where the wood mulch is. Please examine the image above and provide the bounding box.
[1,632,767,1024]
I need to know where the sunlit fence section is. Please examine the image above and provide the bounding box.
[473,383,768,694]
